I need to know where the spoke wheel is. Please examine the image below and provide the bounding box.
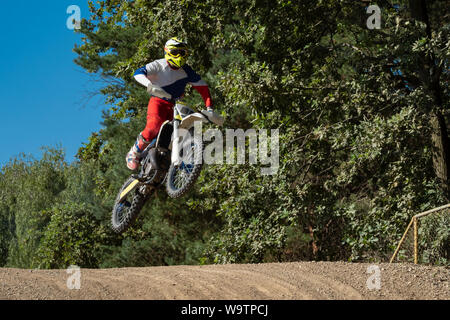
[166,134,203,199]
[111,177,150,233]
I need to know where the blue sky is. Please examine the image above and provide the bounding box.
[0,1,105,166]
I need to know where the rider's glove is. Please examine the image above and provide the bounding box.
[146,83,153,95]
[201,107,224,127]
[147,83,172,100]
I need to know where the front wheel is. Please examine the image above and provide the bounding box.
[111,177,150,233]
[166,133,203,198]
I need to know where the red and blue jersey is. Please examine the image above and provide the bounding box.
[134,59,212,107]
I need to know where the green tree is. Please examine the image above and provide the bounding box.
[71,0,448,264]
[0,148,66,268]
[3,0,446,268]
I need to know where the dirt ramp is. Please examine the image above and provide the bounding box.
[0,262,448,300]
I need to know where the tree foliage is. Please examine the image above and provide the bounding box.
[0,0,448,268]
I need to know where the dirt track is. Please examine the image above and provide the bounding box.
[0,262,448,300]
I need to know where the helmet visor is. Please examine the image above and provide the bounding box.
[168,48,188,57]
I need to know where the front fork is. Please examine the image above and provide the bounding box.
[171,117,182,167]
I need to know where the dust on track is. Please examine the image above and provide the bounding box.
[0,262,448,300]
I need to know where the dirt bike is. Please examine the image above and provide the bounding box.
[111,89,224,234]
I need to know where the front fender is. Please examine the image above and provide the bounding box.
[179,113,209,130]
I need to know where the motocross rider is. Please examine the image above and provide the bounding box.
[126,37,213,170]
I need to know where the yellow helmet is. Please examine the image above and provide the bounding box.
[164,37,189,69]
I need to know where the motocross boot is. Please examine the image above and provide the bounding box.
[126,133,151,171]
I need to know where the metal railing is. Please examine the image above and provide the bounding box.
[390,203,450,264]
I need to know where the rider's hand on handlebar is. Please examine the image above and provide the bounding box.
[147,83,172,100]
[201,107,224,127]
[146,83,153,95]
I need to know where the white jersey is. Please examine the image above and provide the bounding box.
[134,59,207,100]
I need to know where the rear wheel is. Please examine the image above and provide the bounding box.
[111,177,150,233]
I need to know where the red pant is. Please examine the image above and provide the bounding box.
[141,97,174,141]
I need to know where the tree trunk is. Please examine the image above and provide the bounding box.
[430,112,450,198]
[409,0,450,199]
